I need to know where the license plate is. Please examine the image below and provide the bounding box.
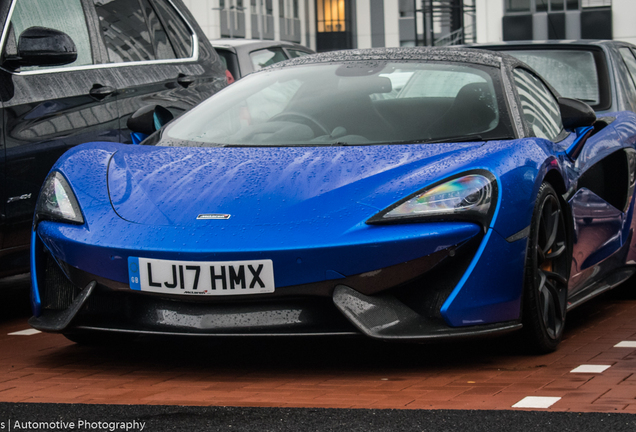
[128,257,275,296]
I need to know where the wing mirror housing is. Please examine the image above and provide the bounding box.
[127,105,174,143]
[127,105,174,135]
[5,26,78,68]
[559,97,596,130]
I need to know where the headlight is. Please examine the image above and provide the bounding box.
[34,171,84,225]
[367,171,497,229]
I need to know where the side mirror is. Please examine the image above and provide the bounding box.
[127,105,174,140]
[10,27,77,68]
[559,97,596,130]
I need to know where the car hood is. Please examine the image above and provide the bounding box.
[107,143,484,227]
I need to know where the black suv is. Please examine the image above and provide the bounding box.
[0,0,226,276]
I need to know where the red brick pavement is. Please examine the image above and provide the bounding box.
[2,285,636,412]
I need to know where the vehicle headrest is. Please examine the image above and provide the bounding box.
[453,82,494,108]
[337,76,392,95]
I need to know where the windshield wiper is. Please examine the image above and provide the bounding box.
[424,135,485,144]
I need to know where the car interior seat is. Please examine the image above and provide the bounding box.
[427,82,497,140]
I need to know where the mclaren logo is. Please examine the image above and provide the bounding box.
[197,213,231,220]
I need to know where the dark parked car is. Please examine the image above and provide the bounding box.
[473,40,636,115]
[0,0,226,277]
[210,39,314,81]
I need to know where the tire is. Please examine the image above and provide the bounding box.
[522,182,570,353]
[63,331,137,345]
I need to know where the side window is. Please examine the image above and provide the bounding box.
[615,48,636,113]
[142,0,176,60]
[286,49,310,59]
[250,48,287,71]
[216,49,240,79]
[513,68,563,141]
[93,0,155,63]
[619,48,636,89]
[9,0,93,68]
[151,0,194,58]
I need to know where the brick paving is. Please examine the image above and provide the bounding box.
[2,282,636,412]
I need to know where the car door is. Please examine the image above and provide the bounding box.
[0,0,120,259]
[0,1,9,254]
[85,0,225,144]
[513,67,630,300]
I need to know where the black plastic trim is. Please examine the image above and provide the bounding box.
[506,225,530,243]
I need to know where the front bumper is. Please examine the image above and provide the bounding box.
[30,219,527,340]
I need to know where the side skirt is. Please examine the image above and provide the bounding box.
[567,266,636,311]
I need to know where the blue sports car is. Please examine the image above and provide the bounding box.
[29,47,636,352]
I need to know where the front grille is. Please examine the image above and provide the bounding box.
[73,288,357,334]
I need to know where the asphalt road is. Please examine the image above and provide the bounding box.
[1,402,636,432]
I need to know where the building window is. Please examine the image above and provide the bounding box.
[508,0,581,13]
[550,0,564,11]
[399,0,415,17]
[582,0,611,6]
[506,0,531,12]
[536,0,546,12]
[317,0,346,32]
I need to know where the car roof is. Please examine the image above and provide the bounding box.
[266,46,518,70]
[209,38,309,52]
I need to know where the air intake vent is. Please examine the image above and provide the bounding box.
[42,256,78,310]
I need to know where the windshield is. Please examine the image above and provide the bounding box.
[165,61,510,146]
[506,50,600,105]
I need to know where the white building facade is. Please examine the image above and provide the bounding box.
[182,0,627,52]
[475,0,636,44]
[180,0,457,52]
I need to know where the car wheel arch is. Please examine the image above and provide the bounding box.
[516,169,572,314]
[522,181,571,352]
[540,166,574,233]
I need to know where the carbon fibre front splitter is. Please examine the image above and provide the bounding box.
[332,285,522,341]
[28,280,520,340]
[29,281,96,332]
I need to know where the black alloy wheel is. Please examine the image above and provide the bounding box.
[523,182,569,353]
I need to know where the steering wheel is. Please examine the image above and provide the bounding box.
[268,112,330,137]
